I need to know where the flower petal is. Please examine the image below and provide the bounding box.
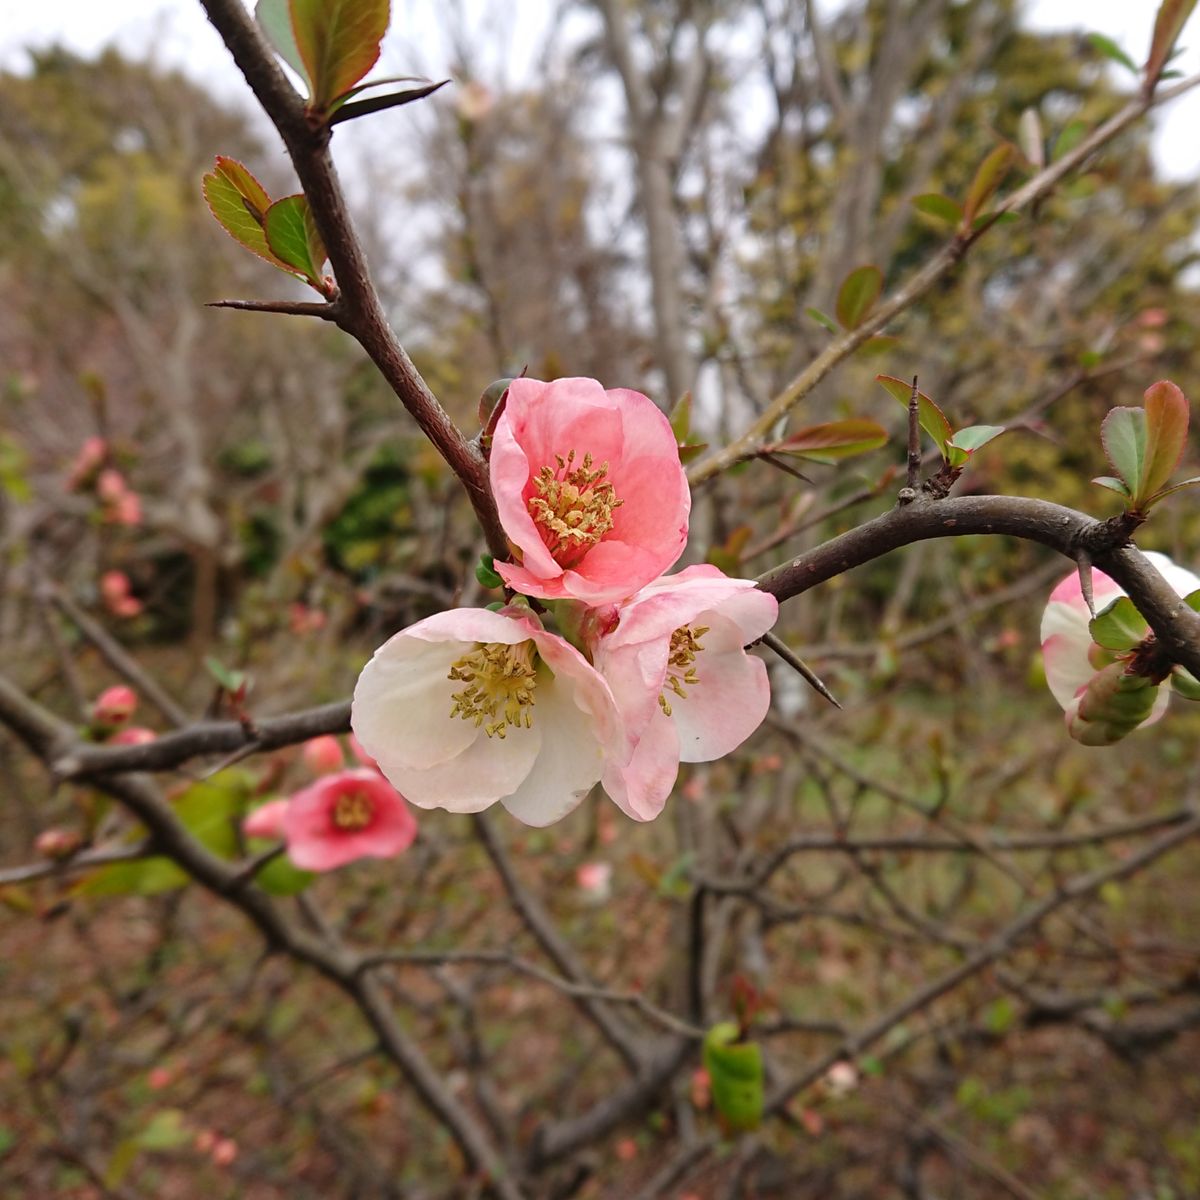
[672,642,771,763]
[602,711,680,822]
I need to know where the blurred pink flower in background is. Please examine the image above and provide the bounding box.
[302,734,344,775]
[92,685,137,726]
[575,860,612,901]
[490,377,690,604]
[288,602,327,635]
[282,769,417,871]
[353,605,623,826]
[67,436,108,490]
[35,828,83,859]
[97,468,142,526]
[100,569,143,618]
[593,565,778,821]
[456,79,494,122]
[110,726,157,746]
[243,798,289,840]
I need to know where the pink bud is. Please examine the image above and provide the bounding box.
[211,1138,238,1167]
[35,828,83,859]
[575,861,612,901]
[1138,307,1169,328]
[302,735,344,775]
[110,726,157,746]
[243,799,289,840]
[100,570,143,619]
[96,468,127,504]
[111,490,142,527]
[193,1130,216,1154]
[92,685,138,725]
[615,1138,638,1162]
[147,1066,173,1091]
[67,436,108,490]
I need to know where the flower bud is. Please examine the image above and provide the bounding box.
[92,685,138,726]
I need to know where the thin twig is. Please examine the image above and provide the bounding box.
[207,298,341,320]
[760,630,841,708]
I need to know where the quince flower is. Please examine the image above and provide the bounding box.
[592,565,778,820]
[490,377,690,604]
[352,606,624,826]
[1040,550,1200,738]
[243,770,417,871]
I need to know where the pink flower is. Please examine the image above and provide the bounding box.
[352,605,624,826]
[92,685,138,725]
[100,570,143,618]
[97,468,127,505]
[592,565,778,821]
[281,769,417,871]
[1041,550,1200,734]
[97,469,142,526]
[67,436,108,490]
[147,1066,173,1091]
[35,828,83,859]
[111,489,142,527]
[490,377,690,604]
[110,726,157,746]
[575,861,613,901]
[243,798,289,840]
[302,735,344,775]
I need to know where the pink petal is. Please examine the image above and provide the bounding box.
[672,645,771,763]
[602,712,680,822]
[243,798,289,840]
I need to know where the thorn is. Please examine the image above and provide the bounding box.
[1076,554,1096,617]
[761,631,842,709]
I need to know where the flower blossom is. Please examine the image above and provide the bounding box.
[592,565,778,821]
[490,377,690,604]
[97,468,142,526]
[110,726,157,746]
[1040,551,1200,738]
[67,436,108,490]
[352,605,624,826]
[92,685,138,726]
[242,771,416,871]
[100,569,143,618]
[575,861,613,902]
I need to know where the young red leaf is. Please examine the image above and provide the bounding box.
[1139,379,1189,500]
[961,143,1015,228]
[768,418,888,465]
[202,157,298,275]
[290,0,391,113]
[256,0,313,90]
[1100,406,1147,498]
[1146,475,1200,505]
[1145,0,1199,93]
[876,375,953,457]
[835,265,883,330]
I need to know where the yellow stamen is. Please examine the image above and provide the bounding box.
[448,641,538,738]
[527,450,623,568]
[332,788,374,831]
[658,625,708,716]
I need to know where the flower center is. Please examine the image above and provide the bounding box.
[527,450,623,568]
[448,641,538,738]
[332,788,374,832]
[659,624,709,716]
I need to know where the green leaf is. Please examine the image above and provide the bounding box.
[1171,667,1200,700]
[947,424,1005,454]
[1185,589,1200,612]
[328,78,449,123]
[1089,596,1150,651]
[804,306,837,333]
[835,265,883,330]
[1092,475,1131,497]
[202,157,298,274]
[962,143,1015,227]
[670,392,693,443]
[1146,474,1200,504]
[256,0,313,89]
[263,195,327,286]
[134,1110,191,1151]
[475,554,502,590]
[875,374,953,458]
[1086,31,1139,73]
[1140,380,1189,500]
[1053,120,1089,160]
[703,1022,764,1132]
[857,334,901,357]
[768,419,888,465]
[1146,0,1199,92]
[290,0,391,112]
[1068,661,1161,746]
[254,853,316,896]
[913,193,964,225]
[1100,405,1147,497]
[983,996,1017,1035]
[0,434,31,502]
[204,655,246,693]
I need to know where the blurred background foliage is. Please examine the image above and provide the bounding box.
[2,0,1200,1196]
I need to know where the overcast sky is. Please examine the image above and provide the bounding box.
[2,1,1198,179]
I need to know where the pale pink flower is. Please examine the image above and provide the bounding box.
[281,769,417,871]
[67,436,108,490]
[592,565,778,821]
[97,469,142,526]
[575,860,612,901]
[1040,551,1200,732]
[456,80,495,122]
[110,726,157,746]
[302,734,344,775]
[823,1060,859,1098]
[490,377,690,604]
[92,685,137,725]
[100,570,143,618]
[243,798,289,840]
[35,828,83,859]
[353,605,624,826]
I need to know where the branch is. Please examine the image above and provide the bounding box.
[207,298,342,320]
[755,494,1200,678]
[198,0,507,559]
[687,71,1200,484]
